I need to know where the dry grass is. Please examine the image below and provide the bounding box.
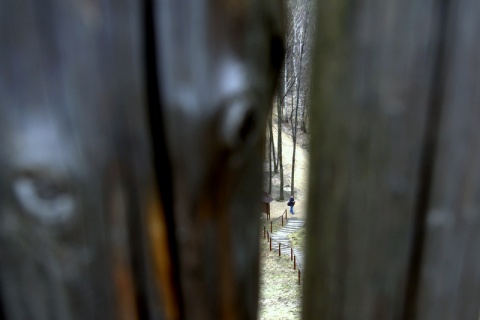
[258,235,303,320]
[259,111,308,319]
[288,227,306,249]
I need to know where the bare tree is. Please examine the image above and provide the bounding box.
[290,19,308,196]
[287,0,311,196]
[276,79,285,200]
[269,113,278,173]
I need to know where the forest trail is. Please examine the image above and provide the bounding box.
[259,217,304,320]
[265,113,309,221]
[269,218,305,265]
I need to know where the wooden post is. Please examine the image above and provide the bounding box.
[270,239,272,251]
[298,270,301,286]
[294,255,296,270]
[291,247,293,261]
[263,225,266,239]
[270,221,273,233]
[279,243,281,256]
[281,215,284,226]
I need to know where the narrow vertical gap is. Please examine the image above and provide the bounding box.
[402,0,452,318]
[142,0,184,318]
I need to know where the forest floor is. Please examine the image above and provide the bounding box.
[259,113,309,319]
[264,115,309,220]
[258,225,303,319]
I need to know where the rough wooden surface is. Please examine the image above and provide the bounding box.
[304,0,480,319]
[0,1,164,319]
[154,1,284,319]
[414,1,480,318]
[0,1,285,319]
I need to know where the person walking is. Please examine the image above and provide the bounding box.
[287,195,295,214]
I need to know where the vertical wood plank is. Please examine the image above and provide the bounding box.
[414,0,480,318]
[0,1,166,319]
[154,0,284,318]
[303,0,442,318]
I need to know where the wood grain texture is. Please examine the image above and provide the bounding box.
[154,0,284,319]
[303,0,441,318]
[414,0,480,318]
[0,1,164,319]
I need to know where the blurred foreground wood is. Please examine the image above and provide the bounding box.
[0,0,284,319]
[5,0,480,319]
[153,1,284,318]
[0,1,165,319]
[304,0,480,319]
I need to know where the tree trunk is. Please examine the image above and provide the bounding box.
[289,90,295,125]
[277,80,285,201]
[268,120,273,194]
[284,60,290,121]
[301,87,308,133]
[269,112,278,173]
[290,22,306,197]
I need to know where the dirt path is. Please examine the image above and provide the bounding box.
[265,116,309,221]
[259,116,309,319]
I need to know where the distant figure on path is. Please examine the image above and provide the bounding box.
[287,196,295,214]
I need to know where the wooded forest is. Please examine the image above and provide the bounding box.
[267,0,314,200]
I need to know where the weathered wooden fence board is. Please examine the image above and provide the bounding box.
[0,1,166,319]
[304,0,480,319]
[0,1,284,319]
[8,0,480,319]
[414,1,480,319]
[153,1,284,318]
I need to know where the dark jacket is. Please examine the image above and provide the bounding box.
[287,198,295,207]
